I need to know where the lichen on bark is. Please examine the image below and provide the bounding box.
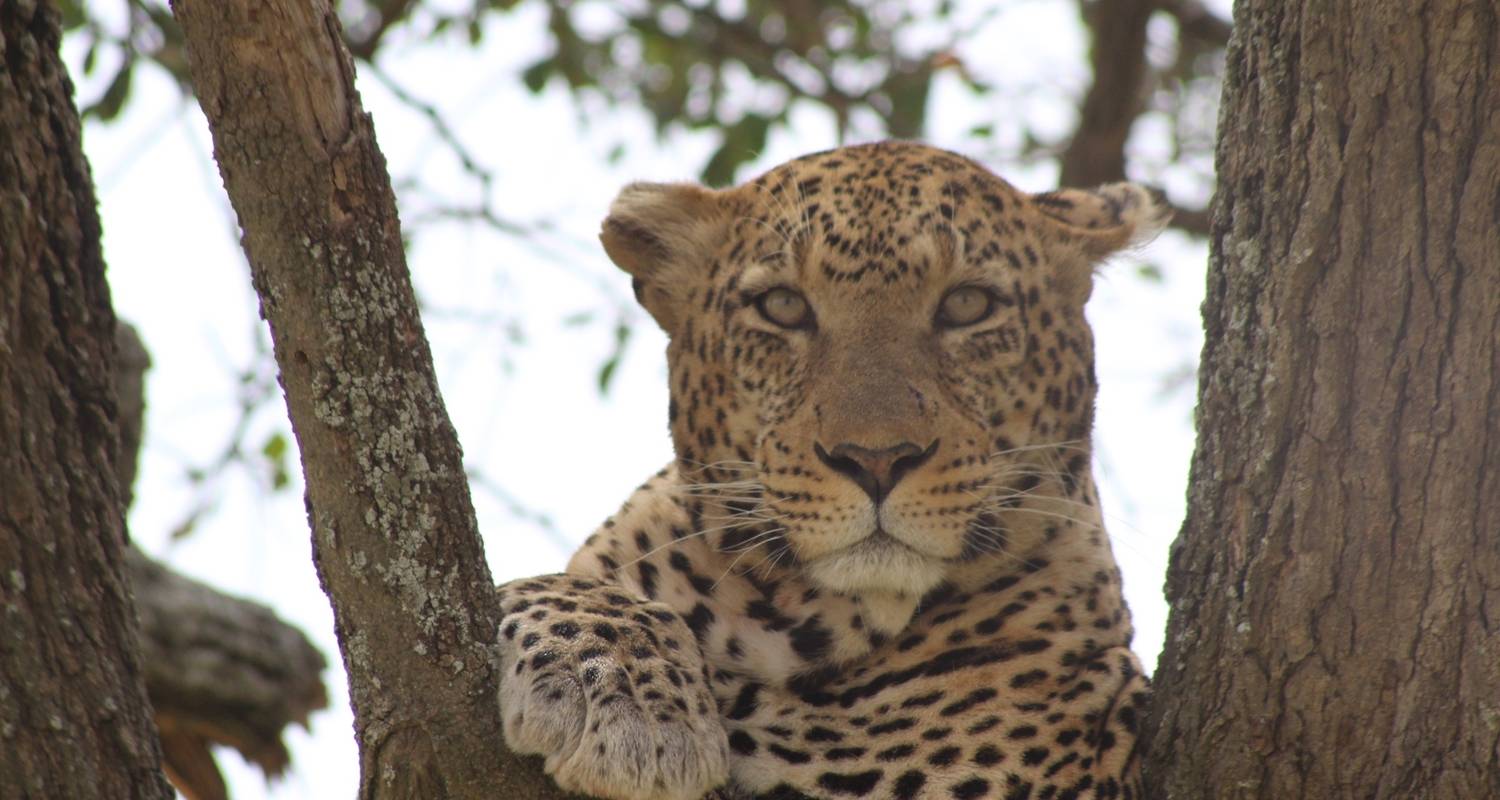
[169,0,577,795]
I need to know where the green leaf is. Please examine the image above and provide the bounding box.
[82,41,99,76]
[83,62,134,122]
[261,432,293,491]
[597,356,620,395]
[169,516,198,541]
[521,58,555,93]
[260,432,288,461]
[1136,263,1165,283]
[596,321,632,395]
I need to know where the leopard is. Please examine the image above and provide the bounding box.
[495,141,1167,800]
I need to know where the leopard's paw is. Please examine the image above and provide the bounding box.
[496,574,729,800]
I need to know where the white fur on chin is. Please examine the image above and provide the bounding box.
[805,534,947,599]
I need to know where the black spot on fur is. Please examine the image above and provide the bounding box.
[817,770,882,795]
[952,778,990,799]
[684,603,715,639]
[927,745,961,766]
[727,683,761,720]
[768,743,812,765]
[825,746,868,761]
[974,744,1004,765]
[1010,669,1048,689]
[893,770,927,800]
[729,730,758,755]
[1021,746,1050,766]
[789,615,833,662]
[868,718,916,736]
[805,726,844,743]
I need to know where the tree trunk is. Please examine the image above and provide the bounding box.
[1145,2,1500,798]
[0,2,173,797]
[167,0,576,796]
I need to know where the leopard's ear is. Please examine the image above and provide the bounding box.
[600,182,729,332]
[1029,182,1171,304]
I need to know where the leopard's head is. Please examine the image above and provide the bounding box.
[602,142,1167,600]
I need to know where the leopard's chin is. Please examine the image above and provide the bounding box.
[804,530,947,598]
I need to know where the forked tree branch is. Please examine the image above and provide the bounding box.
[167,0,574,796]
[1063,0,1215,237]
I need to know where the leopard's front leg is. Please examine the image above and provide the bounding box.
[496,574,730,800]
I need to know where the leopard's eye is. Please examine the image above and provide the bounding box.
[937,286,995,328]
[755,287,813,329]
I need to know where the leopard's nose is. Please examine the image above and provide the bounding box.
[814,440,939,503]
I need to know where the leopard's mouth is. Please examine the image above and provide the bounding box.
[853,527,928,557]
[803,525,948,597]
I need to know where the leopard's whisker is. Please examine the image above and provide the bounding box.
[988,439,1090,459]
[712,529,788,588]
[717,528,787,552]
[614,514,782,572]
[751,542,795,581]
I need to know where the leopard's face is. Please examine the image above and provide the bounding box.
[602,142,1166,600]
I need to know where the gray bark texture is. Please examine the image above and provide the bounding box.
[167,0,577,796]
[1144,1,1500,798]
[0,1,173,797]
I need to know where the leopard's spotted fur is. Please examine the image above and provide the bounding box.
[496,141,1167,800]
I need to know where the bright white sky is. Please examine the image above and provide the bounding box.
[63,2,1217,797]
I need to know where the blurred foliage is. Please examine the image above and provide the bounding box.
[60,0,983,185]
[163,329,287,540]
[512,0,986,185]
[59,0,1222,191]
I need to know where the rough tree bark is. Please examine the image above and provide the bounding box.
[168,0,575,796]
[1145,2,1500,798]
[0,2,172,797]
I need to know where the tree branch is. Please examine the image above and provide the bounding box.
[1165,200,1211,237]
[167,0,571,795]
[1060,0,1215,238]
[131,548,328,800]
[1159,0,1233,48]
[1059,0,1154,188]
